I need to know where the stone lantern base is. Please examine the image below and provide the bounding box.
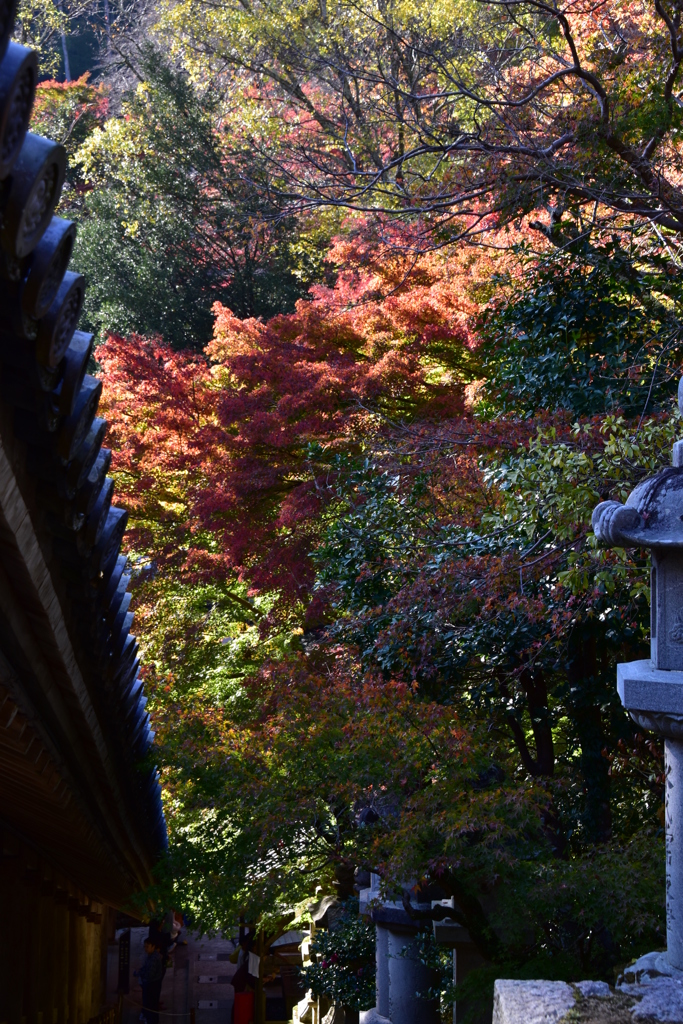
[492,961,683,1024]
[490,657,683,1022]
[617,659,683,973]
[617,660,683,718]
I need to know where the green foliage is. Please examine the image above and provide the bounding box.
[306,410,671,978]
[409,929,457,1013]
[81,2,680,984]
[14,0,68,77]
[478,239,683,418]
[156,0,683,252]
[135,576,272,702]
[8,0,679,1002]
[300,901,376,1011]
[72,47,331,347]
[30,75,108,211]
[31,76,107,160]
[124,568,315,933]
[119,343,670,965]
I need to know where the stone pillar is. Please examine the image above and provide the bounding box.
[386,929,439,1024]
[623,704,683,971]
[375,923,390,1018]
[369,905,440,1024]
[667,738,683,969]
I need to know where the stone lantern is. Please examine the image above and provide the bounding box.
[592,381,683,970]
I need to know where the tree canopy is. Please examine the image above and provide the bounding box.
[159,0,683,240]
[25,0,683,1012]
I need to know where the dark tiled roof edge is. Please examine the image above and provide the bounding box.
[0,3,166,887]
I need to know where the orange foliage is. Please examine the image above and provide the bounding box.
[99,225,522,597]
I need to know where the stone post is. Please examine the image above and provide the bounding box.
[667,738,683,968]
[384,926,438,1024]
[592,383,683,970]
[375,921,390,1019]
[360,880,440,1024]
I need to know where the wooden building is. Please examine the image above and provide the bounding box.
[0,3,166,1019]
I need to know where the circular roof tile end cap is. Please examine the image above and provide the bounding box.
[76,447,112,516]
[0,1,20,66]
[114,614,135,658]
[95,506,129,576]
[22,217,76,320]
[35,357,64,393]
[36,270,85,369]
[0,44,37,180]
[112,639,138,686]
[58,330,93,416]
[65,415,107,492]
[120,661,141,698]
[55,374,102,461]
[107,585,130,628]
[102,550,126,596]
[2,134,67,259]
[84,476,114,548]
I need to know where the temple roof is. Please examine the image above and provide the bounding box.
[0,8,165,906]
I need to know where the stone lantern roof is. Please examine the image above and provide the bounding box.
[593,467,683,551]
[594,390,683,679]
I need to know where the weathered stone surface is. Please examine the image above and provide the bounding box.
[617,951,683,1021]
[593,407,683,973]
[493,961,683,1024]
[359,1009,392,1024]
[367,882,441,1024]
[297,993,316,1023]
[385,927,440,1024]
[629,978,683,1021]
[576,981,611,998]
[617,661,683,715]
[323,1008,360,1024]
[492,980,575,1024]
[618,951,683,986]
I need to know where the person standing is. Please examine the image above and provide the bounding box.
[135,939,164,1024]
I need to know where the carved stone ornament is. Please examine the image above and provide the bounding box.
[630,710,683,741]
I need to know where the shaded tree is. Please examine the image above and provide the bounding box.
[73,48,332,346]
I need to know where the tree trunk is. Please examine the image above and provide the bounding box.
[567,631,612,843]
